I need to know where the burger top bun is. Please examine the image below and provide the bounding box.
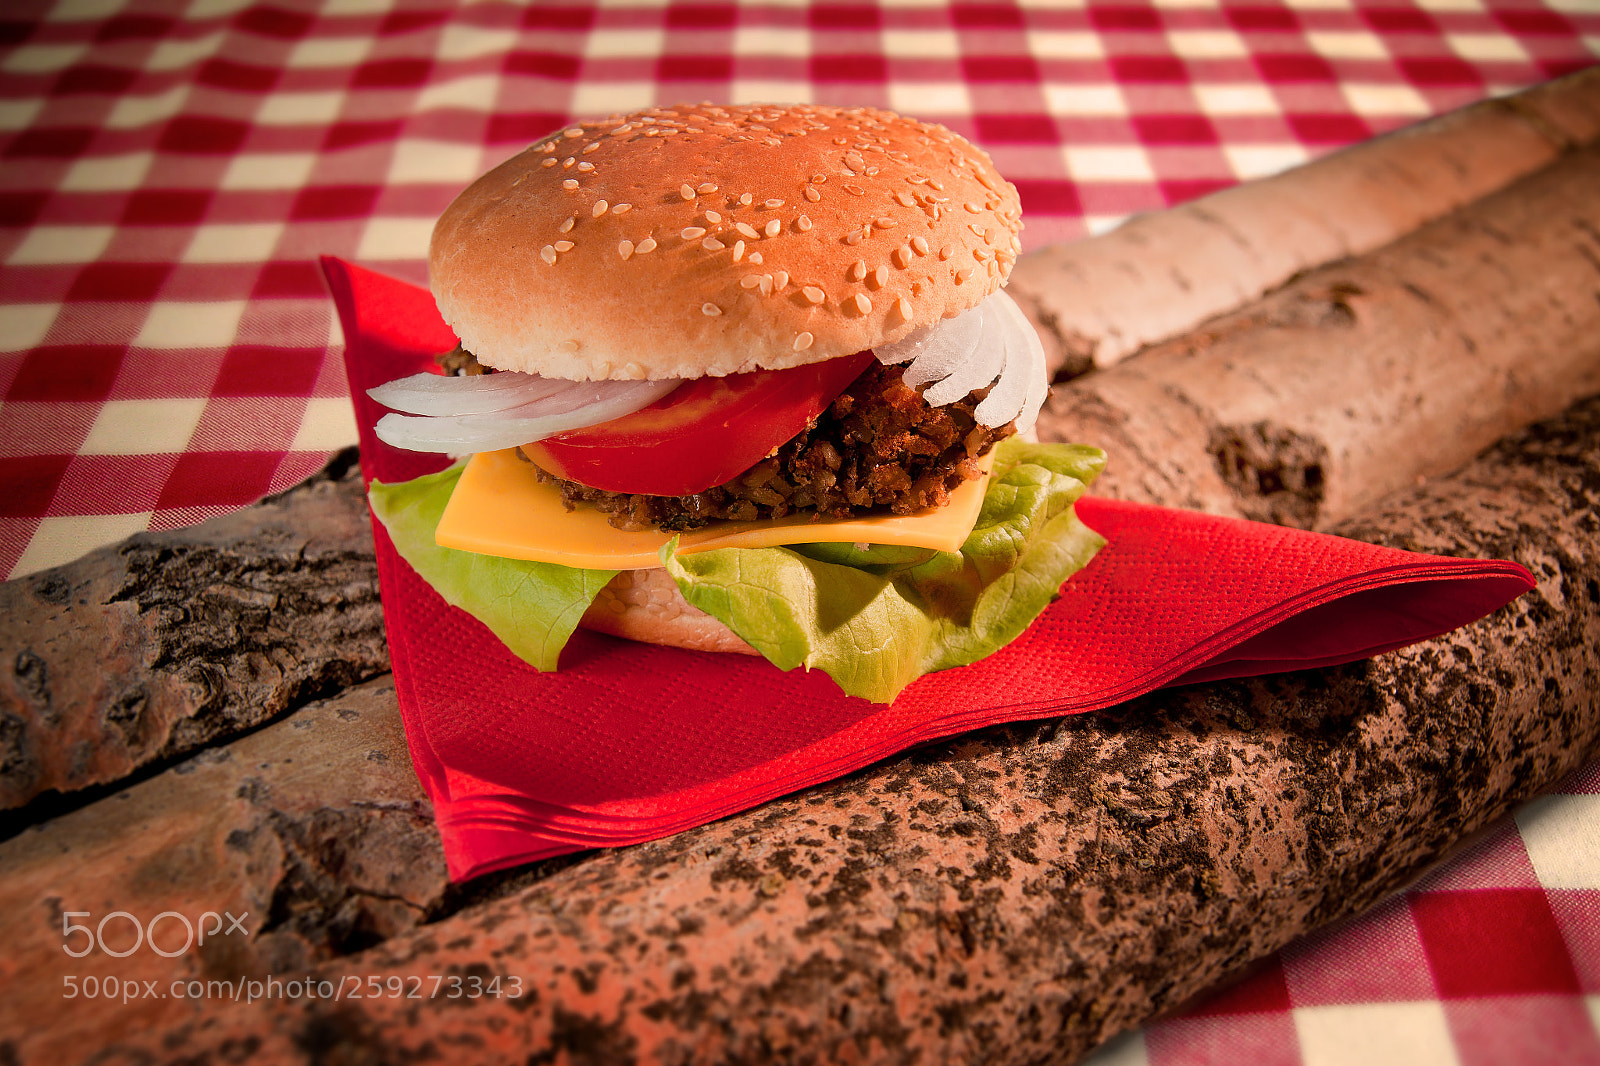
[429,103,1023,381]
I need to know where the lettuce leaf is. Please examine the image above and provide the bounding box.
[368,466,620,671]
[368,439,1106,702]
[661,439,1105,701]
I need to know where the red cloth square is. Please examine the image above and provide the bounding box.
[154,450,283,510]
[1185,958,1293,1016]
[1411,888,1583,998]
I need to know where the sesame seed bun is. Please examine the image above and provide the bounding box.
[429,103,1023,381]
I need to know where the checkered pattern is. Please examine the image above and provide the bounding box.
[0,1,1596,1060]
[3,0,1596,577]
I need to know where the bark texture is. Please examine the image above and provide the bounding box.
[33,392,1600,1066]
[0,449,388,812]
[0,677,447,1059]
[1008,64,1600,377]
[1032,143,1600,531]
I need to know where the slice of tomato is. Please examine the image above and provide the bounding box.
[520,351,876,496]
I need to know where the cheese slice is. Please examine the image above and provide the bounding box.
[435,447,993,570]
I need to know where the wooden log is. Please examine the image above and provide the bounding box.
[48,389,1600,1066]
[1008,66,1600,378]
[1031,142,1600,531]
[0,449,388,812]
[10,139,1598,823]
[0,676,447,1058]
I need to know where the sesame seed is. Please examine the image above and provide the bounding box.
[763,219,781,238]
[764,198,784,208]
[740,275,763,289]
[844,184,864,195]
[874,217,896,229]
[563,157,575,168]
[560,216,576,232]
[563,179,579,190]
[592,200,609,217]
[748,251,763,264]
[680,184,695,200]
[554,240,574,252]
[773,269,789,289]
[732,240,746,262]
[849,261,866,281]
[796,215,814,233]
[965,201,982,213]
[893,297,912,322]
[619,240,634,259]
[583,142,600,153]
[969,224,985,237]
[613,203,632,214]
[804,186,821,202]
[705,210,722,223]
[870,265,888,289]
[541,158,557,168]
[636,237,657,253]
[736,222,759,240]
[540,245,556,264]
[577,161,594,172]
[702,303,722,316]
[698,182,718,194]
[564,128,583,138]
[892,246,911,269]
[956,267,972,284]
[681,226,707,240]
[559,339,580,351]
[702,237,726,251]
[853,293,872,315]
[845,231,863,246]
[739,192,753,205]
[759,274,773,296]
[938,244,954,260]
[895,191,916,208]
[802,286,825,305]
[912,236,929,256]
[811,173,827,183]
[794,331,815,351]
[974,247,993,261]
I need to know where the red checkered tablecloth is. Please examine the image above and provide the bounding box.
[2,1,1596,1062]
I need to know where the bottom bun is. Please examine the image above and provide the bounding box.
[579,568,760,656]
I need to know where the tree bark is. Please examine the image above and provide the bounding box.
[28,389,1599,1066]
[0,676,449,1054]
[1008,65,1600,378]
[1032,144,1600,531]
[0,449,389,813]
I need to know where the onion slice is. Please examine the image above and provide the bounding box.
[368,371,572,416]
[978,291,1048,433]
[922,303,1005,408]
[874,290,1047,429]
[370,374,681,454]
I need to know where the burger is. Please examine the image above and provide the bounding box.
[365,103,1106,703]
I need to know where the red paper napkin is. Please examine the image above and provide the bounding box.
[322,257,1534,882]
